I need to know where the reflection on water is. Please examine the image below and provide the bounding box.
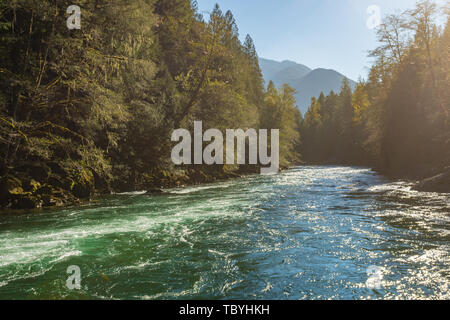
[0,166,448,299]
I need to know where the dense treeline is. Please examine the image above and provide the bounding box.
[2,0,447,210]
[301,0,449,179]
[0,0,301,209]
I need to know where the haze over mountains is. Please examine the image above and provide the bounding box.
[259,58,356,114]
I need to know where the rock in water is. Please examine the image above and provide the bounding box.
[145,188,164,195]
[414,170,450,193]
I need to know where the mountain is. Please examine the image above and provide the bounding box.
[259,58,356,114]
[290,68,357,112]
[259,58,311,86]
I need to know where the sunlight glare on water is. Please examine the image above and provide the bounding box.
[0,166,448,300]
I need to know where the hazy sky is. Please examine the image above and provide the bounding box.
[196,0,447,80]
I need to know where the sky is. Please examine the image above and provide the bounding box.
[196,0,447,81]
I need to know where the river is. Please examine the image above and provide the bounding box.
[0,166,448,299]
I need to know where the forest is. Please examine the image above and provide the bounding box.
[301,0,449,180]
[0,0,448,210]
[0,0,301,209]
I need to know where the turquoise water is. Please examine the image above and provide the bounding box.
[0,166,448,299]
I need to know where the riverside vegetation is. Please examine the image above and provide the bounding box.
[0,0,302,209]
[301,1,449,190]
[0,0,449,210]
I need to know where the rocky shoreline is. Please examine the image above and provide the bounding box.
[412,168,450,193]
[0,167,253,211]
[1,164,448,212]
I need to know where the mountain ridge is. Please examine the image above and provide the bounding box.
[259,58,356,114]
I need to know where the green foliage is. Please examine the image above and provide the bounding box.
[300,0,449,176]
[262,83,302,167]
[0,0,302,208]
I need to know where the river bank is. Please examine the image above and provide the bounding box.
[1,160,447,212]
[0,165,261,211]
[305,159,450,194]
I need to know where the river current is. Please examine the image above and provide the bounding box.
[0,166,448,299]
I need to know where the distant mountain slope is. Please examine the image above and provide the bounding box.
[259,58,311,86]
[259,58,356,114]
[291,68,356,112]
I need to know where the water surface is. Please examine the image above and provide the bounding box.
[0,166,448,299]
